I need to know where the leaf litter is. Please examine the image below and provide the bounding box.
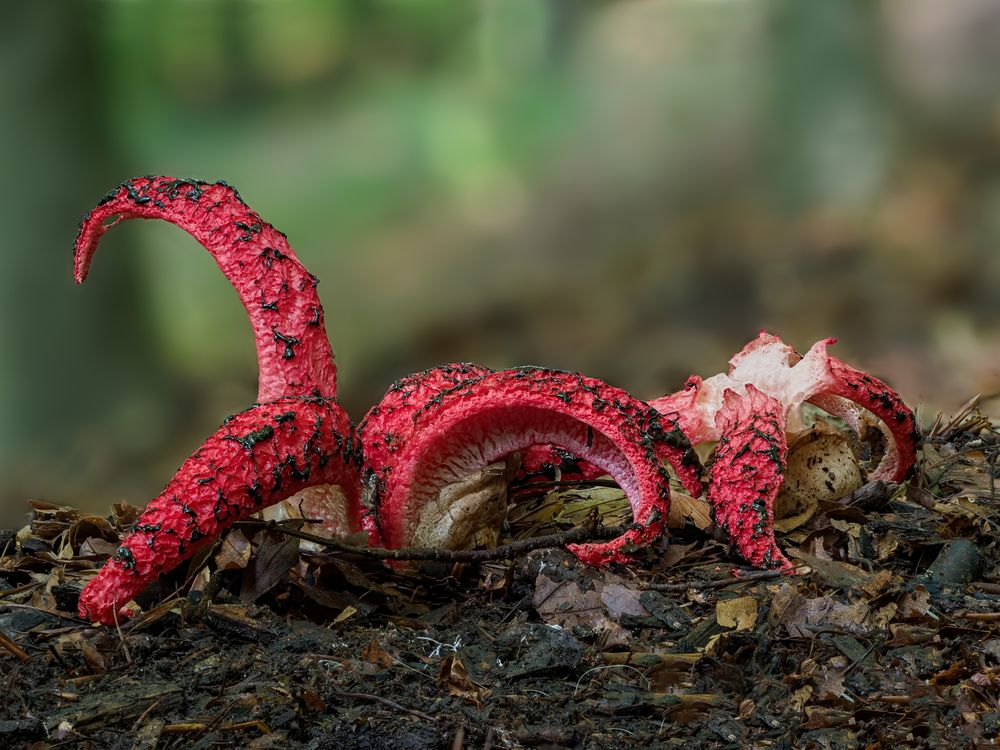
[0,400,998,748]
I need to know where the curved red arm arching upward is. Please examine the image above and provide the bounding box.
[359,365,703,566]
[74,178,359,624]
[74,176,337,402]
[78,398,361,625]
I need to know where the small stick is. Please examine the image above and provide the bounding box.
[233,519,634,563]
[162,720,272,735]
[512,479,620,492]
[335,690,437,722]
[0,629,29,662]
[643,566,807,593]
[954,611,1000,622]
[930,394,981,439]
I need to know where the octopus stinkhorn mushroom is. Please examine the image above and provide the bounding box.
[72,176,703,624]
[651,332,919,571]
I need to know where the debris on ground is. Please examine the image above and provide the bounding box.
[1,400,998,748]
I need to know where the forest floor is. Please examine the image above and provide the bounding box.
[1,399,998,750]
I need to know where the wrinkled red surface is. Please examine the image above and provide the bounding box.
[75,177,358,625]
[78,399,360,625]
[359,365,703,566]
[517,445,607,483]
[75,177,337,402]
[653,332,918,570]
[821,356,919,483]
[710,385,791,570]
[73,180,918,623]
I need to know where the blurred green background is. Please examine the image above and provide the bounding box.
[2,0,998,528]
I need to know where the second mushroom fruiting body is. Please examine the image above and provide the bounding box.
[650,332,919,570]
[71,176,704,624]
[520,333,919,571]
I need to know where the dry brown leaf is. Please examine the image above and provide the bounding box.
[716,597,758,631]
[533,572,629,645]
[362,639,395,668]
[666,490,713,530]
[215,529,252,571]
[789,685,814,713]
[333,605,358,624]
[860,569,895,598]
[873,603,899,629]
[788,550,868,589]
[783,597,872,637]
[413,460,514,549]
[813,660,849,702]
[773,502,819,534]
[555,487,632,527]
[240,532,300,603]
[438,654,489,707]
[600,583,647,621]
[658,541,701,570]
[79,537,117,558]
[110,501,142,530]
[187,565,212,595]
[898,585,933,619]
[887,623,936,646]
[875,533,900,561]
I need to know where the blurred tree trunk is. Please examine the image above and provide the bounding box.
[0,4,165,525]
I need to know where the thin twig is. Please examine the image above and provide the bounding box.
[0,629,29,662]
[930,394,981,439]
[335,690,437,722]
[234,519,634,563]
[643,566,807,593]
[511,479,620,493]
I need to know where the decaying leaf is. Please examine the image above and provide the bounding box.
[716,596,758,631]
[530,551,658,645]
[214,529,252,571]
[438,653,489,707]
[412,460,515,550]
[666,489,713,530]
[240,532,301,603]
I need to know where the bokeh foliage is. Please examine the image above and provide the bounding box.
[1,0,998,524]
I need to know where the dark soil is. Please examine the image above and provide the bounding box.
[1,403,998,749]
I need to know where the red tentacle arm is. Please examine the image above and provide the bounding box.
[74,176,337,402]
[517,445,608,483]
[358,365,702,566]
[74,178,359,624]
[78,398,360,625]
[819,357,919,482]
[709,385,791,571]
